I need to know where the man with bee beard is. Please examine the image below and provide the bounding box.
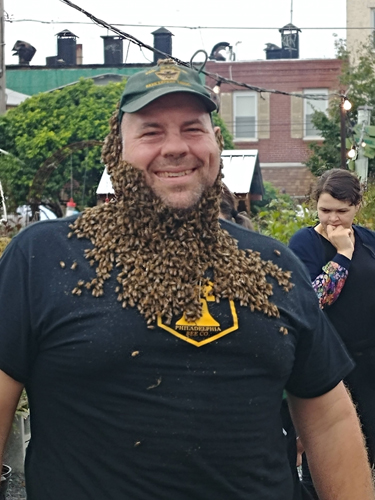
[0,60,373,500]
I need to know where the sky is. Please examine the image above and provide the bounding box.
[4,0,347,67]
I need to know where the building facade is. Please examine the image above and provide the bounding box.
[347,0,375,56]
[206,58,343,198]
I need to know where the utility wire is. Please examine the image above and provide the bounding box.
[5,19,352,29]
[55,0,348,102]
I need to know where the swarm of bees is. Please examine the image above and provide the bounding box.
[67,110,293,325]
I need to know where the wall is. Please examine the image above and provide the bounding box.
[347,0,375,58]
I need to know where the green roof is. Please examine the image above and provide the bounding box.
[6,66,147,95]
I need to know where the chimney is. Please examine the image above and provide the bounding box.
[279,23,301,59]
[12,40,36,65]
[265,23,301,60]
[101,36,123,65]
[56,29,78,65]
[152,27,173,63]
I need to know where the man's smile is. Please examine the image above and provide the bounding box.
[155,168,196,178]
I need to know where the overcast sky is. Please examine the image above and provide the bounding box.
[4,0,346,67]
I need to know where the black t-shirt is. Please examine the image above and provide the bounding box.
[320,234,375,351]
[0,217,353,500]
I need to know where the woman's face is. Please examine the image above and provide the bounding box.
[317,192,359,231]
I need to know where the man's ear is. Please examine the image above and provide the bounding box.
[214,127,224,152]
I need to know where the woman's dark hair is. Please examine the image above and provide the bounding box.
[312,168,362,206]
[220,183,254,230]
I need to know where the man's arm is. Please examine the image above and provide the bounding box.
[288,382,374,500]
[0,370,24,466]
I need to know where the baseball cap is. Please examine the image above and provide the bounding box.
[118,59,217,122]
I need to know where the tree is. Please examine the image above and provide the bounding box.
[305,36,375,177]
[0,79,234,213]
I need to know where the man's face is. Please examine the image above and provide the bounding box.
[121,93,221,210]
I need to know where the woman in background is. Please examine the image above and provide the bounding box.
[290,168,375,496]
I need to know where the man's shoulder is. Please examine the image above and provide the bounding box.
[220,219,301,266]
[16,215,77,238]
[6,216,79,255]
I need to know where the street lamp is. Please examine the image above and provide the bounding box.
[340,97,352,169]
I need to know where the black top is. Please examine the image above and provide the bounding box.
[290,226,375,351]
[0,217,353,500]
[320,234,375,351]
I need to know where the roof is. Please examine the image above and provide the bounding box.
[47,73,126,92]
[221,150,264,196]
[6,88,30,106]
[97,149,264,196]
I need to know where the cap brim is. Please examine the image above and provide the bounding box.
[120,86,217,114]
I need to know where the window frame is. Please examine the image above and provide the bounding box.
[303,88,328,140]
[233,91,257,141]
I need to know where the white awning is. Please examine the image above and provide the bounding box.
[6,88,30,106]
[221,150,259,195]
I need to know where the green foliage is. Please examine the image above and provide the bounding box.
[0,78,125,211]
[251,181,286,215]
[305,36,375,176]
[212,112,235,149]
[253,196,317,244]
[355,181,375,230]
[304,111,342,176]
[0,236,11,256]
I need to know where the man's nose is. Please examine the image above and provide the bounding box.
[160,132,189,157]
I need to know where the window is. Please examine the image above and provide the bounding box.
[304,89,328,138]
[233,92,257,140]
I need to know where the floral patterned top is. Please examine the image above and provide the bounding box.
[312,261,348,309]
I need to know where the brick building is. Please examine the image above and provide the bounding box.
[347,0,375,58]
[206,58,344,198]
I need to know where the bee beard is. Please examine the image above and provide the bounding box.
[68,114,293,326]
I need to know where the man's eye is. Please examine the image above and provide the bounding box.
[142,131,159,136]
[187,129,203,135]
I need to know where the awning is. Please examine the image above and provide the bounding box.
[221,149,263,197]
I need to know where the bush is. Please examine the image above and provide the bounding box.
[253,198,317,244]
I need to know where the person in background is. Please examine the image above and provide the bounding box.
[290,168,375,496]
[219,183,254,230]
[0,62,373,500]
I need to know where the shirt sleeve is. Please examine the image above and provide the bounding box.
[313,261,348,309]
[0,237,37,383]
[290,229,351,309]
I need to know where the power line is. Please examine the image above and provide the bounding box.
[53,0,348,103]
[5,19,355,30]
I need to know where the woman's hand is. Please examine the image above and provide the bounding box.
[326,224,355,260]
